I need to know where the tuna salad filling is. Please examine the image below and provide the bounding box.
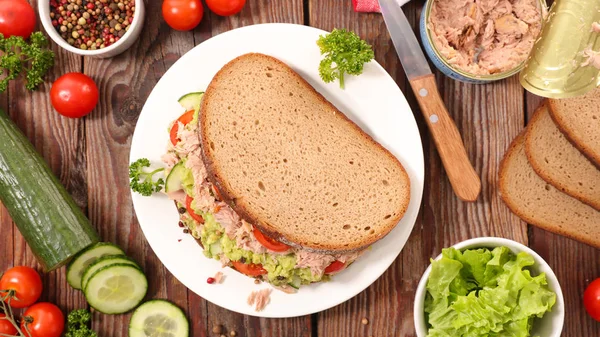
[162,104,365,288]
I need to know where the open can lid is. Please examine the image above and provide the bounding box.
[520,0,600,99]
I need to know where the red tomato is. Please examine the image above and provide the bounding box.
[210,183,223,201]
[0,314,18,336]
[0,266,43,309]
[253,228,291,252]
[324,260,346,274]
[21,303,64,337]
[231,260,267,277]
[170,109,195,145]
[584,278,600,321]
[205,0,246,16]
[162,0,204,31]
[0,0,36,38]
[50,73,99,118]
[185,194,205,224]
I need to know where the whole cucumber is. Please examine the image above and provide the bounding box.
[0,109,99,271]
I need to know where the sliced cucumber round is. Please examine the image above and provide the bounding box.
[82,254,140,292]
[67,242,125,290]
[177,92,204,111]
[165,161,189,193]
[129,300,189,337]
[85,264,148,314]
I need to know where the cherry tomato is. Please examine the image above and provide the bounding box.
[231,260,267,277]
[324,260,346,274]
[584,278,600,321]
[185,194,205,224]
[0,0,36,38]
[205,0,246,16]
[170,109,195,145]
[21,303,64,337]
[0,314,18,336]
[162,0,204,31]
[253,228,291,252]
[0,266,43,309]
[50,73,99,118]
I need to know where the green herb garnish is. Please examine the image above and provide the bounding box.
[129,158,166,196]
[316,28,374,89]
[65,309,97,337]
[0,32,55,93]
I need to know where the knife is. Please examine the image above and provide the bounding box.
[378,0,481,202]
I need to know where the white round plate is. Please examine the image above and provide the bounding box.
[130,23,424,318]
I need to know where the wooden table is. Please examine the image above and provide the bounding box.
[1,0,599,336]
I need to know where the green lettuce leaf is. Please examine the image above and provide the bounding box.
[424,247,556,337]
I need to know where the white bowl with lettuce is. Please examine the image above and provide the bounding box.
[414,237,564,337]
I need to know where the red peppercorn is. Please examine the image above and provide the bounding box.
[58,17,64,24]
[87,3,94,9]
[207,277,215,284]
[66,10,71,16]
[52,20,58,26]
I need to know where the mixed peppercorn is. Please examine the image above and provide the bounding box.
[49,0,135,50]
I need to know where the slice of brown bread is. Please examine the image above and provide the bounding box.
[199,53,410,253]
[499,132,600,249]
[548,87,600,166]
[525,102,600,210]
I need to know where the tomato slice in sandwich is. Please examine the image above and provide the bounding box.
[231,260,267,277]
[324,260,346,274]
[253,228,291,252]
[170,109,195,145]
[185,195,205,224]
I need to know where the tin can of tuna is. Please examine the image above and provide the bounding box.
[419,0,548,84]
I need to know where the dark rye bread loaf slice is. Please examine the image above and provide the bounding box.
[548,87,600,166]
[525,103,600,210]
[499,132,600,249]
[199,53,410,253]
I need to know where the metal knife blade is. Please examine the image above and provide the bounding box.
[379,0,432,80]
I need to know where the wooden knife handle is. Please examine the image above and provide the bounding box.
[409,74,481,202]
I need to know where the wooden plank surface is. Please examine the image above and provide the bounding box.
[0,0,598,336]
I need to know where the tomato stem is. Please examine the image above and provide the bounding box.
[0,291,34,336]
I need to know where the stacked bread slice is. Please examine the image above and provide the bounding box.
[499,88,600,248]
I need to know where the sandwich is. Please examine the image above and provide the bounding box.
[160,53,411,290]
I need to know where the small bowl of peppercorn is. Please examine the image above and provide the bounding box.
[39,0,145,58]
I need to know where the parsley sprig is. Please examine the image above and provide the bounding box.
[316,29,375,89]
[0,32,55,93]
[65,309,98,337]
[129,158,166,196]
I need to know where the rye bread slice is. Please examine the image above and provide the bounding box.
[499,132,600,249]
[548,87,600,166]
[525,102,600,210]
[199,53,410,253]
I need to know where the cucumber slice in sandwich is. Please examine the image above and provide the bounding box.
[129,300,189,337]
[67,242,125,290]
[177,92,204,112]
[165,161,189,193]
[85,263,148,314]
